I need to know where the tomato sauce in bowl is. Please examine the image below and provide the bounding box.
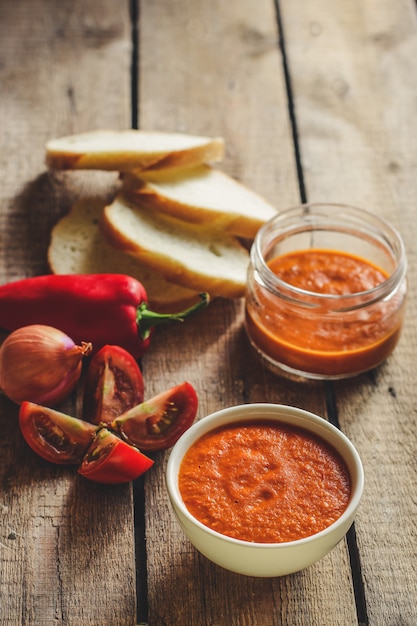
[178,419,351,543]
[167,403,364,577]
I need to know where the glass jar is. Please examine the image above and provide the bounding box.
[245,203,407,380]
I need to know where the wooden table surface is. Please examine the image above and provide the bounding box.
[1,1,416,625]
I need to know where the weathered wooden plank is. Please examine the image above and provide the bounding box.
[138,1,358,624]
[3,0,414,623]
[281,0,417,623]
[0,1,137,624]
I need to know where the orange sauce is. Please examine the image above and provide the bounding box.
[178,420,351,543]
[245,249,405,376]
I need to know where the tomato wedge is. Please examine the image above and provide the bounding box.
[19,401,96,464]
[78,428,154,484]
[83,345,144,425]
[18,379,198,483]
[113,381,198,451]
[19,402,154,484]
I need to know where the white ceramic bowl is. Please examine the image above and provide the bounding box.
[166,403,364,577]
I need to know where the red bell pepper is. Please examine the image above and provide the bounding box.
[0,274,209,358]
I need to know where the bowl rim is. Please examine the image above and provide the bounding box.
[166,403,364,549]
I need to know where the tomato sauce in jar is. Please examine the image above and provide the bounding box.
[178,419,351,544]
[245,248,406,378]
[245,204,407,379]
[269,249,387,295]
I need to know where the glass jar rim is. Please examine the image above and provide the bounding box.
[252,203,407,309]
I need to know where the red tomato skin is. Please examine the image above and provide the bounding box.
[19,401,96,464]
[83,345,145,425]
[78,428,154,484]
[113,381,198,451]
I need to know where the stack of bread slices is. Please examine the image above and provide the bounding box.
[46,129,278,311]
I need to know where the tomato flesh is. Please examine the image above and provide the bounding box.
[19,402,154,484]
[83,345,144,425]
[78,428,154,484]
[19,401,96,464]
[18,373,198,483]
[113,381,198,451]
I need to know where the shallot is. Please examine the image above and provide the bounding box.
[0,324,92,406]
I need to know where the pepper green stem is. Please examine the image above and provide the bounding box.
[136,292,210,340]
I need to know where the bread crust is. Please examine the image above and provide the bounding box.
[121,166,277,238]
[46,130,225,172]
[48,196,201,312]
[100,195,249,299]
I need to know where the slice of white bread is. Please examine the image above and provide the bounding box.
[121,165,277,238]
[48,196,201,312]
[45,130,225,172]
[101,194,250,299]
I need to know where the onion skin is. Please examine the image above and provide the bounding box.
[0,324,92,406]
